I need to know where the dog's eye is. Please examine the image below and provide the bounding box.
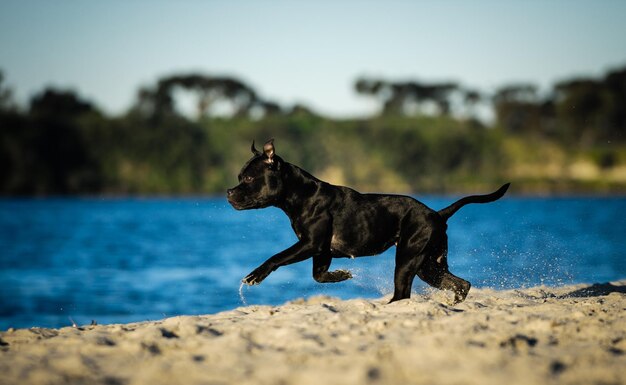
[243,176,254,183]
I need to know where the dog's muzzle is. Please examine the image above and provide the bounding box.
[227,188,251,210]
[226,188,239,206]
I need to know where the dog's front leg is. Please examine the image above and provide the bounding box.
[242,240,318,285]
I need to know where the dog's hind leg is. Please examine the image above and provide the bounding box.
[389,251,421,303]
[389,223,432,303]
[416,252,471,304]
[312,254,352,283]
[421,270,471,304]
[440,271,471,304]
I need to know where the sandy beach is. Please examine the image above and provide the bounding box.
[1,281,624,385]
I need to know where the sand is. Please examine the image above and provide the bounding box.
[1,281,625,385]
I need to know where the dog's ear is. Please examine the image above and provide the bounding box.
[263,139,275,164]
[251,140,261,156]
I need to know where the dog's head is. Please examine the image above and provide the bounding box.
[227,139,286,210]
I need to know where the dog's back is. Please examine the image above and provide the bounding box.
[302,175,442,259]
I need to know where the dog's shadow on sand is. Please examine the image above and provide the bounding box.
[560,282,626,298]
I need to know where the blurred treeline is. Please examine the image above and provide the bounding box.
[1,66,625,196]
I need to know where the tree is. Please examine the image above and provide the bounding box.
[30,89,95,117]
[133,73,284,120]
[492,83,543,134]
[603,67,626,141]
[354,77,458,117]
[554,78,606,144]
[25,88,102,194]
[461,88,482,121]
[0,70,14,112]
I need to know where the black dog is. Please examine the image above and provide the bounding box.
[227,139,509,304]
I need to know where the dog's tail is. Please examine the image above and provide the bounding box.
[438,183,510,221]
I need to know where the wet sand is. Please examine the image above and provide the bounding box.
[1,281,625,385]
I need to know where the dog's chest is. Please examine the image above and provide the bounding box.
[292,227,355,258]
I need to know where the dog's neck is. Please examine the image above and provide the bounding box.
[275,162,325,218]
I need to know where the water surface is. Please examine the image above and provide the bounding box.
[1,196,624,329]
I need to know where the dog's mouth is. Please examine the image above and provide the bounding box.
[227,197,258,210]
[229,196,275,211]
[227,197,245,210]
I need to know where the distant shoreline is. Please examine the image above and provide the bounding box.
[1,281,624,385]
[2,189,626,200]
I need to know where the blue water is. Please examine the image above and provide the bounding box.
[1,197,624,330]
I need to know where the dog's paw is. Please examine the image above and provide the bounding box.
[335,269,353,280]
[241,275,257,286]
[242,273,263,286]
[242,265,271,286]
[326,269,352,282]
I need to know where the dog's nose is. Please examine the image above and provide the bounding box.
[227,188,234,197]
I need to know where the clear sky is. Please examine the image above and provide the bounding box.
[1,0,626,117]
